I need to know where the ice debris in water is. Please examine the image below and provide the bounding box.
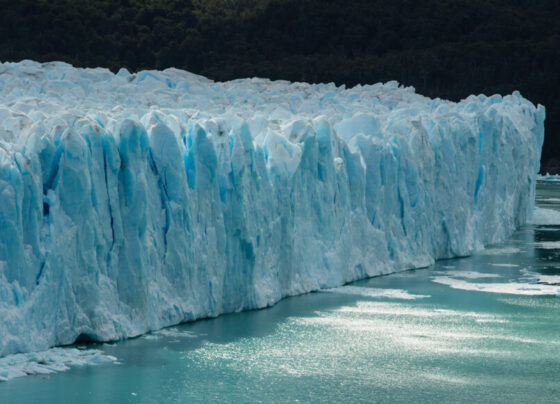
[322,286,430,300]
[434,271,501,279]
[432,276,560,296]
[534,241,560,249]
[0,348,117,381]
[537,174,560,181]
[480,247,522,255]
[528,207,560,225]
[143,328,198,340]
[520,269,560,285]
[0,60,544,357]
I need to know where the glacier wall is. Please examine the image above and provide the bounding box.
[0,61,544,356]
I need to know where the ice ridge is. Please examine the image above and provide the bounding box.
[0,60,544,356]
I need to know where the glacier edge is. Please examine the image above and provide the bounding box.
[0,60,544,356]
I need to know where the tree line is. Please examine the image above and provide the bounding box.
[0,0,558,171]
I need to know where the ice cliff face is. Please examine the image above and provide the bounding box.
[0,60,544,356]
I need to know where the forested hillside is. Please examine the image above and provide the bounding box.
[0,0,558,171]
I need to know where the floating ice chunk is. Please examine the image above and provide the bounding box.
[528,208,560,225]
[144,328,198,340]
[520,269,560,285]
[536,198,560,203]
[480,247,522,255]
[0,348,117,381]
[432,276,560,296]
[322,286,430,300]
[534,241,560,250]
[537,174,560,181]
[435,271,502,279]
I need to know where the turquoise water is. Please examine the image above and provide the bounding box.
[1,182,559,403]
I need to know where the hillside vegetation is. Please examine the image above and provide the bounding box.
[0,0,558,170]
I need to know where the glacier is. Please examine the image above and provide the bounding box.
[0,60,544,357]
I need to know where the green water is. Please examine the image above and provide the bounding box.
[1,182,559,403]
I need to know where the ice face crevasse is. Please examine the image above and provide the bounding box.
[0,60,544,356]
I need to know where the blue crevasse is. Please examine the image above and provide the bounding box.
[0,61,544,356]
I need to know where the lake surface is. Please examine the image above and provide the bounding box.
[1,182,559,403]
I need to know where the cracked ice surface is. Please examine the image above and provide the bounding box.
[0,60,544,356]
